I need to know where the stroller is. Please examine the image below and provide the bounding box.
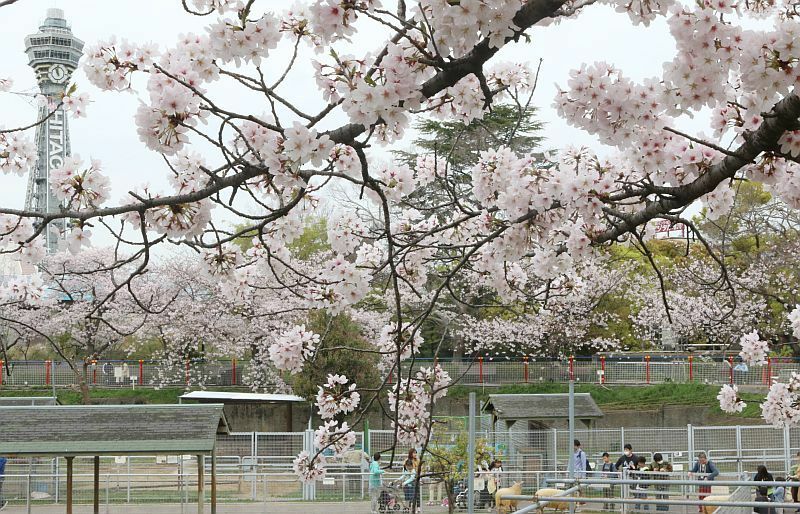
[378,480,414,513]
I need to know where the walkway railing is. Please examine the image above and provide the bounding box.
[0,356,796,388]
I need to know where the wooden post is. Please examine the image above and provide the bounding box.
[139,359,144,385]
[197,454,205,514]
[232,359,237,386]
[211,449,217,514]
[645,355,651,384]
[523,356,529,383]
[600,356,606,384]
[767,357,772,385]
[729,355,734,385]
[93,455,100,514]
[66,456,74,514]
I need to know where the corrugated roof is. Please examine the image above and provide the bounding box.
[180,391,305,403]
[482,393,604,420]
[0,396,59,406]
[0,404,228,456]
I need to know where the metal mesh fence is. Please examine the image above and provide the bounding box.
[4,357,800,388]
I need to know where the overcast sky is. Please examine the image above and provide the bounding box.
[0,0,701,240]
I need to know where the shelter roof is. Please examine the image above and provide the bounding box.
[482,393,603,421]
[180,391,305,404]
[0,404,228,456]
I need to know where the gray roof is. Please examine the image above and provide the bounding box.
[180,391,305,404]
[0,404,229,456]
[0,396,59,406]
[482,394,604,420]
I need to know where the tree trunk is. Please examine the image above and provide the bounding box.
[79,362,91,405]
[447,480,455,514]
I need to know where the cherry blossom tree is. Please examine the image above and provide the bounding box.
[3,0,800,488]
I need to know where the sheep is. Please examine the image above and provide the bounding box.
[495,481,523,514]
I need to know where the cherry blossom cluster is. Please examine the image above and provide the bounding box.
[200,244,243,282]
[0,132,37,176]
[0,215,45,265]
[789,307,800,339]
[0,273,49,307]
[413,1,525,54]
[190,0,244,14]
[387,364,451,447]
[316,374,361,419]
[268,324,319,374]
[83,37,158,90]
[738,330,769,366]
[61,92,90,118]
[306,256,370,313]
[292,450,327,483]
[313,420,356,457]
[762,374,800,427]
[119,185,213,240]
[0,78,11,92]
[717,384,746,414]
[66,227,93,254]
[376,323,424,371]
[50,156,111,211]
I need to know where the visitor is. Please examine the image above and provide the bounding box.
[689,452,719,513]
[753,465,775,514]
[789,451,800,505]
[369,452,385,514]
[632,455,651,512]
[616,444,638,474]
[0,455,6,511]
[770,476,786,504]
[600,452,617,511]
[487,460,503,509]
[427,473,444,507]
[475,460,491,508]
[573,439,589,478]
[402,449,421,512]
[650,453,672,512]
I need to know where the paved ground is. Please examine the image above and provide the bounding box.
[1,502,511,513]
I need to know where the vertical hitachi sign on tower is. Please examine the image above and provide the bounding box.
[23,8,84,254]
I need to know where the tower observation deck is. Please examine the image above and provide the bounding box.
[23,8,84,253]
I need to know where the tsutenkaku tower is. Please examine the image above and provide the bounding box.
[23,8,84,253]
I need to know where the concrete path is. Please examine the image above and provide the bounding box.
[2,501,494,514]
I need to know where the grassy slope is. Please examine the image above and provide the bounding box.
[0,387,185,405]
[448,383,765,418]
[0,383,766,419]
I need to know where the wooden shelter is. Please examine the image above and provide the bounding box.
[483,393,604,429]
[180,390,306,431]
[0,404,229,514]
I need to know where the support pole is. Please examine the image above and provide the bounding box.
[93,455,100,514]
[66,456,74,514]
[211,449,217,514]
[197,454,205,514]
[467,392,476,514]
[568,380,575,514]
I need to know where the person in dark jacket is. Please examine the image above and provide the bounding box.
[0,456,7,510]
[616,444,638,473]
[650,453,673,512]
[753,465,775,514]
[689,453,719,513]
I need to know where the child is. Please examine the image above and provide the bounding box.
[633,456,651,512]
[600,452,617,511]
[369,453,385,514]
